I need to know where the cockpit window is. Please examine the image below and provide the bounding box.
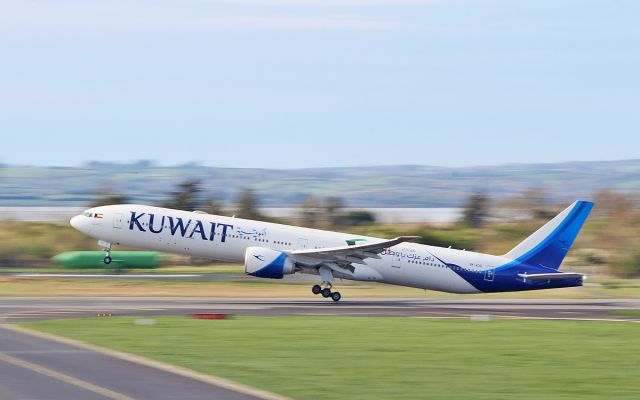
[83,212,93,217]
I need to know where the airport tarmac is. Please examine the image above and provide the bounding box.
[1,297,639,323]
[0,324,274,400]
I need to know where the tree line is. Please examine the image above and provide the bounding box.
[91,179,377,229]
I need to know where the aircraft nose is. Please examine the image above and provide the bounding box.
[70,215,84,231]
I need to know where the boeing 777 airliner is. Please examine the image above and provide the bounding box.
[70,201,593,301]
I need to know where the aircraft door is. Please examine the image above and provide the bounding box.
[388,249,411,285]
[392,251,402,269]
[297,238,309,249]
[113,213,124,229]
[484,268,495,282]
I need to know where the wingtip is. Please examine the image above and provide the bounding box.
[575,200,595,210]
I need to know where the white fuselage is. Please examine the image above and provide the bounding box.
[71,204,521,294]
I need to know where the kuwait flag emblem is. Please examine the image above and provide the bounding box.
[94,213,104,219]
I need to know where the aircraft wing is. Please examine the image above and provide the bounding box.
[288,236,420,266]
[518,272,585,282]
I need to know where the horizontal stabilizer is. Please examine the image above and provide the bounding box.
[518,272,585,282]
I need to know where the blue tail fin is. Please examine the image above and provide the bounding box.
[504,201,594,270]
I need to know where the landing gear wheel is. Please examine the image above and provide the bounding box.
[312,285,322,295]
[321,288,332,298]
[331,292,341,302]
[104,256,112,265]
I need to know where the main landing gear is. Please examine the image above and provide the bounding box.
[311,284,341,302]
[313,265,341,301]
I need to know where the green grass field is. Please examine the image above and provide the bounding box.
[23,316,640,400]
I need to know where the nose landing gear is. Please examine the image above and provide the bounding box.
[99,240,112,265]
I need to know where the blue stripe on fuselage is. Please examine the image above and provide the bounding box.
[439,259,583,292]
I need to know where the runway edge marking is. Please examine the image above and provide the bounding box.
[2,323,293,400]
[0,351,133,400]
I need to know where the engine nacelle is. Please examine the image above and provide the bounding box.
[244,247,295,279]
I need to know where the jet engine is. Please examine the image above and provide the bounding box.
[244,247,295,279]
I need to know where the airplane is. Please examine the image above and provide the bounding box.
[70,200,593,302]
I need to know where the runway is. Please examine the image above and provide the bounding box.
[1,297,640,323]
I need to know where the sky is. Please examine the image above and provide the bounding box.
[0,0,638,168]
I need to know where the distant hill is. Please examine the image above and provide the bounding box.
[1,160,639,207]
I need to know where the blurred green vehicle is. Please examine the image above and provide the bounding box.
[52,251,162,269]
